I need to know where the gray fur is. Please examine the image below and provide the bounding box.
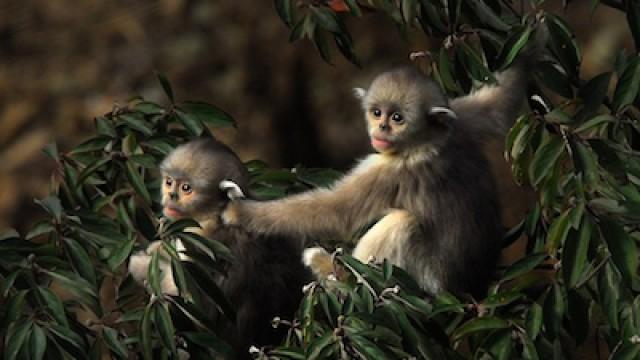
[225,64,530,297]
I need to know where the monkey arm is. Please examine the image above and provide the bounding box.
[222,158,392,241]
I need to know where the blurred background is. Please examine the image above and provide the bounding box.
[0,0,631,232]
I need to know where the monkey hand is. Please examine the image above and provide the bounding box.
[219,180,246,200]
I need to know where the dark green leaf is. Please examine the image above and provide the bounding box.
[133,101,165,115]
[42,142,60,161]
[546,208,572,251]
[47,324,86,356]
[612,56,640,111]
[563,217,592,288]
[572,141,598,187]
[274,0,293,26]
[627,0,640,51]
[306,333,335,360]
[103,327,128,359]
[343,0,362,16]
[35,195,64,223]
[2,270,21,297]
[577,72,611,119]
[611,343,640,360]
[600,218,639,290]
[125,160,151,203]
[26,221,55,240]
[502,253,547,281]
[529,134,565,187]
[95,117,117,138]
[128,154,157,169]
[107,237,135,271]
[157,72,175,103]
[4,320,32,360]
[467,0,510,32]
[6,290,28,324]
[498,26,532,69]
[525,302,543,340]
[140,305,154,360]
[0,228,20,241]
[64,237,97,286]
[575,114,615,133]
[543,283,565,338]
[38,287,70,328]
[30,324,47,360]
[456,42,496,84]
[547,14,581,79]
[70,137,111,154]
[154,302,177,355]
[119,113,153,137]
[181,332,235,358]
[535,61,574,99]
[310,6,340,33]
[179,101,236,128]
[77,157,111,185]
[174,109,205,136]
[452,316,510,341]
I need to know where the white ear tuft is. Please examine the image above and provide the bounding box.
[429,106,458,120]
[220,180,246,200]
[352,87,366,99]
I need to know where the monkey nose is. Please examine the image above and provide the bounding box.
[169,192,178,200]
[379,122,390,131]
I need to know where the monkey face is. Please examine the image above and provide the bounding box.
[161,175,197,219]
[365,105,409,153]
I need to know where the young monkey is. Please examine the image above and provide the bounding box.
[222,63,534,297]
[128,138,309,359]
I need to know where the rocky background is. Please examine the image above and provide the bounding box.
[0,0,631,232]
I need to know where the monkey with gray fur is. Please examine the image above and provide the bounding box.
[222,56,537,297]
[128,138,310,359]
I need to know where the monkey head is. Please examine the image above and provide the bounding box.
[159,138,249,221]
[354,67,457,155]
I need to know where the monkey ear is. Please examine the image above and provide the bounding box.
[352,87,367,99]
[429,106,458,120]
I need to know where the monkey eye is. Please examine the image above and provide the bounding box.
[391,112,404,123]
[371,108,382,118]
[165,178,173,187]
[181,183,192,194]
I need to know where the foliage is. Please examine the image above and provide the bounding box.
[267,0,640,358]
[1,0,639,359]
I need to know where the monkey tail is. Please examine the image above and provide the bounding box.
[450,24,548,138]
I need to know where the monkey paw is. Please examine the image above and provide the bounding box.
[302,247,335,281]
[219,180,245,200]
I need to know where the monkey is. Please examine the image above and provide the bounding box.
[221,61,537,298]
[128,138,310,359]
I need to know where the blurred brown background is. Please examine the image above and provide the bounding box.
[0,1,631,232]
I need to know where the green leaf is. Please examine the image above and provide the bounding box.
[498,26,532,69]
[102,327,128,359]
[128,154,157,169]
[140,305,154,360]
[502,253,547,281]
[545,108,574,124]
[456,42,496,84]
[133,101,165,115]
[546,208,572,251]
[70,136,111,154]
[535,61,574,99]
[543,283,565,338]
[64,237,97,286]
[274,0,293,26]
[575,114,615,133]
[313,30,332,64]
[599,218,640,290]
[529,134,565,187]
[4,320,32,360]
[174,109,205,136]
[452,316,510,341]
[30,324,47,360]
[612,56,640,111]
[310,6,340,33]
[156,72,175,103]
[154,302,177,355]
[119,113,153,137]
[525,302,543,340]
[563,217,592,288]
[125,160,151,203]
[26,221,55,240]
[107,237,135,271]
[38,287,70,328]
[77,157,111,185]
[577,72,611,119]
[47,324,87,356]
[306,333,335,360]
[572,141,598,187]
[611,343,640,360]
[181,332,235,358]
[42,142,60,161]
[148,250,163,296]
[179,101,236,128]
[95,117,117,138]
[467,0,510,32]
[0,228,20,241]
[343,0,362,16]
[35,195,64,223]
[5,290,28,324]
[547,14,581,79]
[2,270,21,297]
[161,218,201,236]
[350,335,390,359]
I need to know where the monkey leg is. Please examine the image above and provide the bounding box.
[352,209,418,269]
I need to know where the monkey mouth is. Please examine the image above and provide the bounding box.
[163,206,184,219]
[371,136,393,151]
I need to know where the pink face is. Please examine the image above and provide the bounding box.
[366,107,407,153]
